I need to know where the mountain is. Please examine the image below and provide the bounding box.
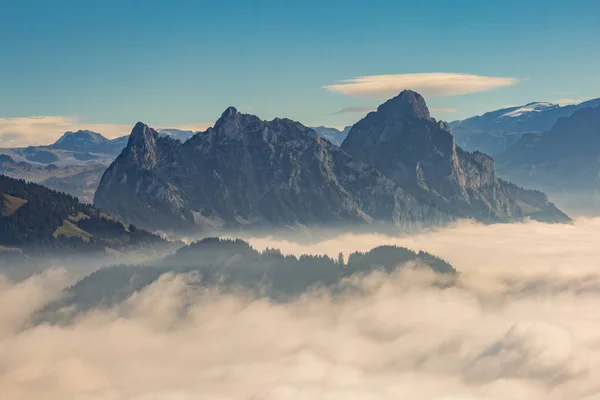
[156,128,196,142]
[95,92,568,233]
[51,130,127,155]
[0,174,165,254]
[40,167,108,204]
[340,90,568,223]
[0,128,203,202]
[497,105,600,197]
[0,131,129,202]
[95,108,449,232]
[450,98,600,155]
[311,126,351,146]
[0,155,107,204]
[38,237,455,320]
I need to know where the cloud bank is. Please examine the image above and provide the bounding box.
[2,218,600,399]
[0,116,212,147]
[324,73,519,99]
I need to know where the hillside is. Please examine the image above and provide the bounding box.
[0,174,165,254]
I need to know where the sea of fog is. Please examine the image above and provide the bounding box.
[2,218,600,399]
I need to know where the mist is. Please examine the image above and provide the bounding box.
[2,219,600,399]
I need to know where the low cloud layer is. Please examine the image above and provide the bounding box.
[2,218,600,399]
[324,73,519,99]
[0,116,212,147]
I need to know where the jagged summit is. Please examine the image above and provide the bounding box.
[341,90,568,222]
[376,90,431,120]
[126,122,163,149]
[210,106,274,140]
[220,106,239,119]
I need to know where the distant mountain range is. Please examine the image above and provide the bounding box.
[310,126,351,146]
[156,128,196,142]
[93,90,568,233]
[450,98,600,156]
[449,98,600,211]
[0,131,128,203]
[496,105,600,199]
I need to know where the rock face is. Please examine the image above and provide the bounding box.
[341,90,568,222]
[95,92,569,232]
[95,110,447,231]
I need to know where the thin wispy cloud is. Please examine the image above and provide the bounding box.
[324,73,520,99]
[552,98,588,106]
[0,116,212,147]
[331,106,376,115]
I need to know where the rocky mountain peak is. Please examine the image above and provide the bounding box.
[221,106,239,119]
[122,122,161,170]
[127,122,158,146]
[212,107,265,139]
[376,90,431,120]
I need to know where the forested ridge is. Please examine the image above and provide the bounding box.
[0,174,162,252]
[38,237,455,320]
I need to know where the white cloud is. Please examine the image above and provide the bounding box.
[324,73,520,99]
[0,116,213,148]
[552,98,587,106]
[2,219,600,398]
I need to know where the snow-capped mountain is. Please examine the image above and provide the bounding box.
[499,102,560,118]
[310,126,351,146]
[156,129,196,142]
[449,97,600,155]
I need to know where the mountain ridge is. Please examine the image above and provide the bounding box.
[450,97,600,155]
[95,91,569,232]
[95,106,449,231]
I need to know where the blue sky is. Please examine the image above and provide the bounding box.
[1,0,600,144]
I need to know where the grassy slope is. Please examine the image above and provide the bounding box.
[1,194,28,216]
[53,220,93,242]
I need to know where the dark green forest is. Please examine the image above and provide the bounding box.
[0,174,162,252]
[39,237,455,321]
